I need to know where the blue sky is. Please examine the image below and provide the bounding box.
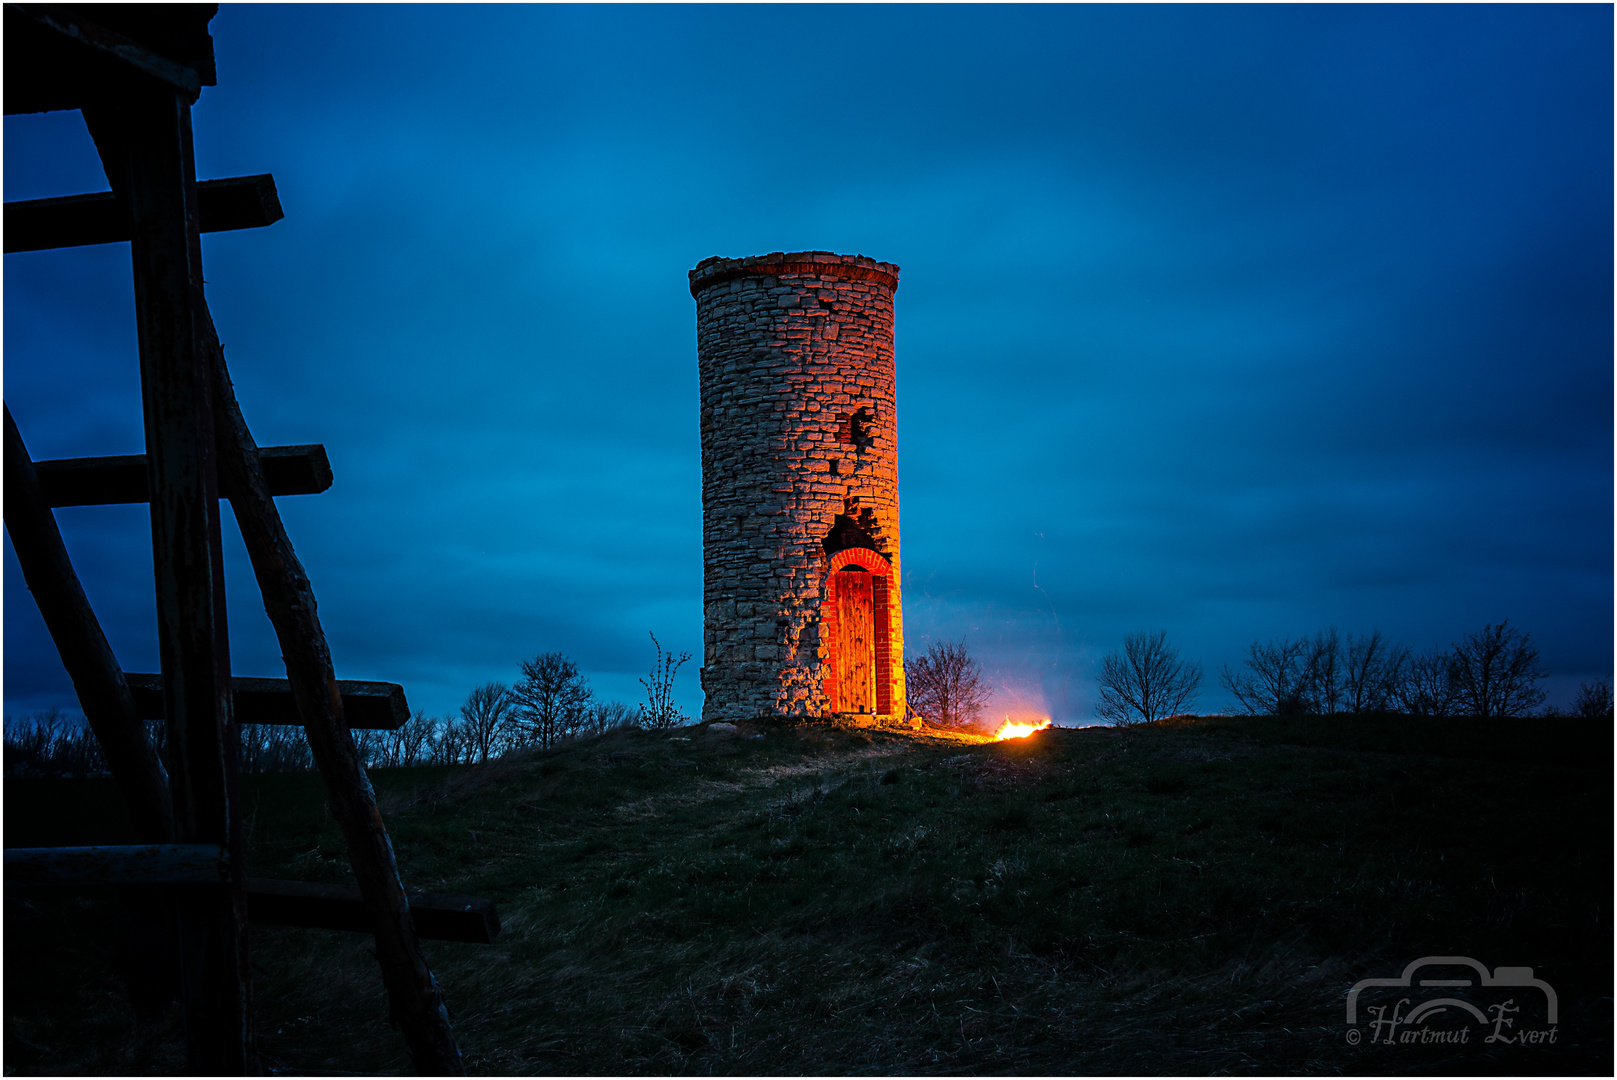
[4,4,1610,724]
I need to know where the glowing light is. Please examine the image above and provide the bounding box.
[993,717,1052,740]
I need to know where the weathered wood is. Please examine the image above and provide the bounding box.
[85,87,253,1075]
[5,844,226,887]
[246,879,501,944]
[5,174,284,254]
[831,568,876,713]
[8,406,189,1019]
[8,4,203,99]
[124,673,409,730]
[35,442,331,506]
[3,406,175,844]
[205,314,464,1074]
[4,5,217,117]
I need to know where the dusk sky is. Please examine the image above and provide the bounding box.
[4,4,1611,725]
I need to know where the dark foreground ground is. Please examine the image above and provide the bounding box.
[5,715,1611,1074]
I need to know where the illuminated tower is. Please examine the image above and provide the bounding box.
[691,251,906,723]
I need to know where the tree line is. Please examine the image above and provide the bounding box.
[1097,620,1612,725]
[4,633,692,778]
[902,620,1612,731]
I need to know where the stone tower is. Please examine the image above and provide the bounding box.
[692,251,905,724]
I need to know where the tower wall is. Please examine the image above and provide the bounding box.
[692,251,905,723]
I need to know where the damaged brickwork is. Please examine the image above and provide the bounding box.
[692,251,906,723]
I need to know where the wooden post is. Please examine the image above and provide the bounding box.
[204,317,464,1075]
[2,405,174,843]
[84,87,252,1075]
[4,405,185,1031]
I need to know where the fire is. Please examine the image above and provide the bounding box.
[993,716,1052,740]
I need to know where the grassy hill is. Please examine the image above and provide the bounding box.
[6,715,1611,1074]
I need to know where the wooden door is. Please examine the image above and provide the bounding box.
[832,567,875,712]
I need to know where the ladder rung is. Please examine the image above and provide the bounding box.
[245,878,501,944]
[35,443,332,507]
[125,674,410,731]
[4,174,283,254]
[4,844,227,886]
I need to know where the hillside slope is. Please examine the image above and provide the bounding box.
[6,716,1611,1074]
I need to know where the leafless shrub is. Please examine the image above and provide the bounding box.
[639,632,691,730]
[1096,630,1201,726]
[1572,679,1613,720]
[905,640,989,728]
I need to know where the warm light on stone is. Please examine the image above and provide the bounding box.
[692,252,906,724]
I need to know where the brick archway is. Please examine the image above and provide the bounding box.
[822,547,893,715]
[827,547,890,576]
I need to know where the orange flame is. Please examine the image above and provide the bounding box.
[993,716,1052,740]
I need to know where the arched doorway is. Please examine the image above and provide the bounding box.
[822,547,892,715]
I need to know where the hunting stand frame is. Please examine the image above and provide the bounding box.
[3,7,492,1073]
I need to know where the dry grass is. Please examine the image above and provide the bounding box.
[6,716,1611,1074]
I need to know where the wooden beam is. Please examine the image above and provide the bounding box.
[85,87,253,1075]
[2,858,498,943]
[124,673,410,731]
[35,443,331,507]
[4,5,217,117]
[246,879,501,944]
[8,406,190,1016]
[5,844,226,886]
[9,4,203,98]
[204,310,465,1073]
[3,406,175,843]
[4,174,283,254]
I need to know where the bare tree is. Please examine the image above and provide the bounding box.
[1095,630,1201,726]
[432,715,474,764]
[4,708,111,777]
[905,639,990,728]
[1304,628,1344,715]
[639,632,691,730]
[1391,647,1459,717]
[1450,621,1546,719]
[459,682,514,764]
[1572,679,1613,720]
[392,709,439,767]
[1220,636,1314,716]
[351,726,382,767]
[584,700,636,735]
[370,710,440,767]
[240,723,314,773]
[513,652,594,748]
[1343,630,1406,714]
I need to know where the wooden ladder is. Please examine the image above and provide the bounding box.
[4,7,487,1073]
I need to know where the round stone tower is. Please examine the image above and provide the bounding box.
[691,251,905,724]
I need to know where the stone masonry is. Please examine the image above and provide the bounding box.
[692,251,906,723]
